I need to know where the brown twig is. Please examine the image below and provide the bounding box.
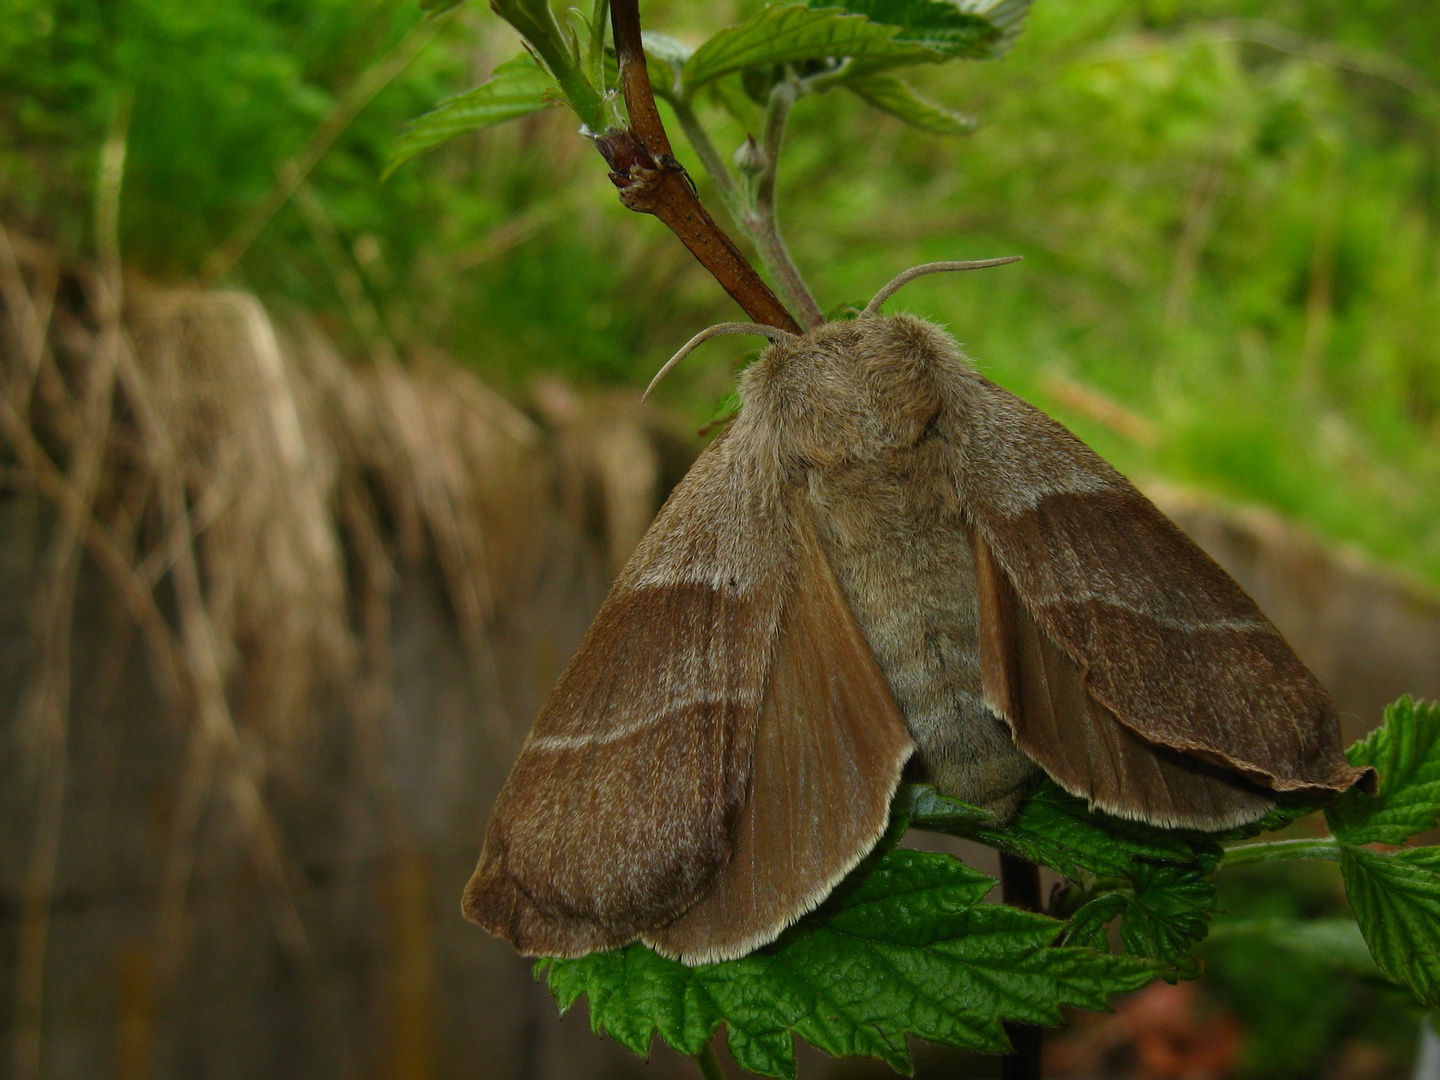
[597,0,802,334]
[1001,853,1043,1080]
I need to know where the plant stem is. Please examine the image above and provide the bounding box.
[1000,854,1043,1080]
[669,98,747,223]
[494,0,607,130]
[597,0,801,332]
[609,0,672,157]
[671,94,828,329]
[694,1041,726,1080]
[1221,837,1342,867]
[743,80,824,329]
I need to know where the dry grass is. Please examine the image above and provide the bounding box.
[0,224,620,1077]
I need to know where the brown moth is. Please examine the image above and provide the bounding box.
[464,260,1372,966]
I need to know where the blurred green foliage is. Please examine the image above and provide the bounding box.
[1205,864,1416,1077]
[6,0,1435,585]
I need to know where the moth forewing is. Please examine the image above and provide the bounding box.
[644,505,914,963]
[946,359,1371,808]
[975,532,1276,830]
[463,428,791,959]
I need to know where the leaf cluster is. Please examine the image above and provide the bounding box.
[389,0,1033,174]
[1325,697,1440,1007]
[1199,698,1440,1073]
[904,781,1222,979]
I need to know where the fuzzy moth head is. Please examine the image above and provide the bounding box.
[737,316,957,467]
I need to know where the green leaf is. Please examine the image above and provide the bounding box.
[682,5,940,91]
[489,0,608,129]
[1327,696,1440,846]
[810,0,1031,59]
[1120,862,1215,976]
[384,55,557,178]
[1340,845,1440,1007]
[541,946,723,1057]
[642,32,691,99]
[815,0,993,57]
[927,782,1212,881]
[897,782,997,833]
[847,73,975,133]
[1053,869,1215,978]
[1065,893,1126,952]
[543,847,1159,1078]
[1402,847,1440,871]
[1056,867,1216,977]
[955,0,1032,54]
[420,0,467,13]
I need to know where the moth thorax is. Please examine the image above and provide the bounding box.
[741,316,952,466]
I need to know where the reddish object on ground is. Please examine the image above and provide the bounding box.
[1046,981,1242,1079]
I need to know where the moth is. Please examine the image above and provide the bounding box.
[464,260,1371,966]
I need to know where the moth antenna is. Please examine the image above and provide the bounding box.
[861,257,1023,319]
[643,322,796,401]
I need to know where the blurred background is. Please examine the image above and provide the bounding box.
[2,0,1439,1077]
